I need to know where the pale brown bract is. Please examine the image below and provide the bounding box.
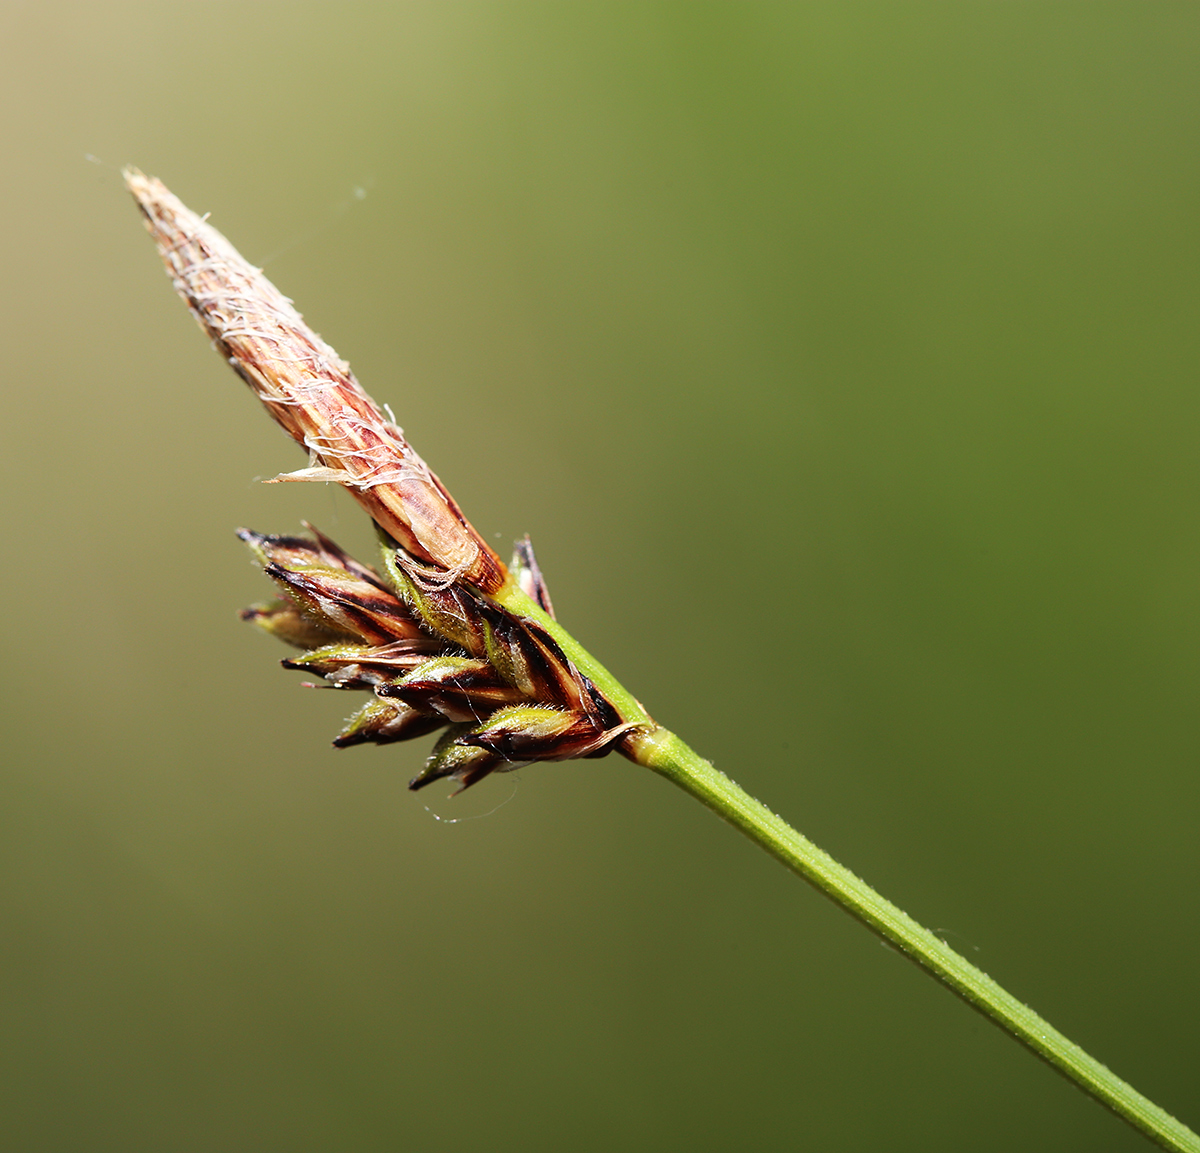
[124,168,507,595]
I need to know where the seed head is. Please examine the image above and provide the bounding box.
[128,172,642,792]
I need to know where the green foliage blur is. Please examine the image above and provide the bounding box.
[2,4,1197,1150]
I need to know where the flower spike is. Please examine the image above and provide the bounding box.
[127,171,1200,1148]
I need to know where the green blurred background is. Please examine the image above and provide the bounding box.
[2,3,1198,1149]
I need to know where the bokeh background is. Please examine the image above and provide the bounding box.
[3,3,1198,1150]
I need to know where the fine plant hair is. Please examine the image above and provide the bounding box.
[125,169,1198,1152]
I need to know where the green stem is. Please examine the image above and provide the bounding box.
[629,727,1198,1153]
[492,580,1198,1152]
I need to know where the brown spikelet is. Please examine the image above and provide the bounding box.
[125,168,507,594]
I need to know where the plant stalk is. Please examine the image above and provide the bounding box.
[129,169,1195,1151]
[494,581,1198,1153]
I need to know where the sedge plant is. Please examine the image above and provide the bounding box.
[126,169,1197,1151]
